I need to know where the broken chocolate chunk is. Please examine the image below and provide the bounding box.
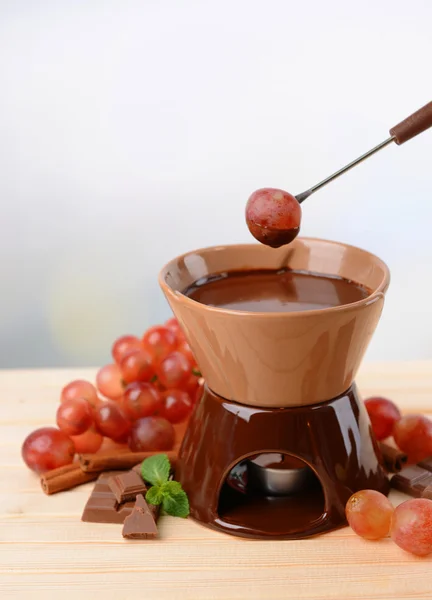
[122,494,158,539]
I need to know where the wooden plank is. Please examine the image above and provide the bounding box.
[0,364,431,599]
[2,563,431,600]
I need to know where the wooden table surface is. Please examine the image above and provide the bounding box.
[1,363,431,599]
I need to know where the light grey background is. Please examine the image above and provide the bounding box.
[0,0,431,368]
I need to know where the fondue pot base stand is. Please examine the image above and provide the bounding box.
[160,239,392,540]
[177,384,389,540]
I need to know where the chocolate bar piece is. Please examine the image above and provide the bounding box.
[378,442,407,473]
[122,494,158,539]
[418,457,432,472]
[108,470,147,503]
[81,472,136,524]
[391,465,432,499]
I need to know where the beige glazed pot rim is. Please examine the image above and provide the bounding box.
[159,237,391,319]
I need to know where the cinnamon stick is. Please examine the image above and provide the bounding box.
[79,449,178,473]
[41,463,99,495]
[379,442,408,473]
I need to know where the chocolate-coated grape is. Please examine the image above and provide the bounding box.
[245,188,301,248]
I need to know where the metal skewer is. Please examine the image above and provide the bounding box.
[296,136,395,204]
[295,100,432,204]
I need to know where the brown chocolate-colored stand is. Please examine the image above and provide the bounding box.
[160,239,391,540]
[177,384,388,539]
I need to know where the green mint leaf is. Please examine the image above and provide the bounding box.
[160,480,182,497]
[162,489,190,518]
[146,485,164,506]
[141,454,170,486]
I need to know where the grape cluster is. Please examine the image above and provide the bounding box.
[22,318,203,474]
[365,396,432,464]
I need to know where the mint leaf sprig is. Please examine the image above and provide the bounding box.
[141,454,190,518]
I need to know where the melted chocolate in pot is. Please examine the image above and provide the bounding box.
[183,268,370,313]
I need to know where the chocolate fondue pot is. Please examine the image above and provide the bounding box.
[159,238,390,539]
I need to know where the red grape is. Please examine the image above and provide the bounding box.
[142,325,177,362]
[112,335,143,363]
[120,348,154,384]
[182,373,200,396]
[21,427,75,474]
[176,340,196,367]
[96,363,124,400]
[94,401,131,442]
[153,378,167,393]
[160,389,193,424]
[345,489,394,540]
[364,396,401,441]
[56,398,93,436]
[122,381,162,420]
[70,427,103,454]
[60,379,98,407]
[195,380,204,404]
[393,415,432,463]
[390,498,432,556]
[155,351,190,388]
[245,188,301,248]
[165,317,184,340]
[128,416,175,451]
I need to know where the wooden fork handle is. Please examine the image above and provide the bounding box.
[390,101,432,145]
